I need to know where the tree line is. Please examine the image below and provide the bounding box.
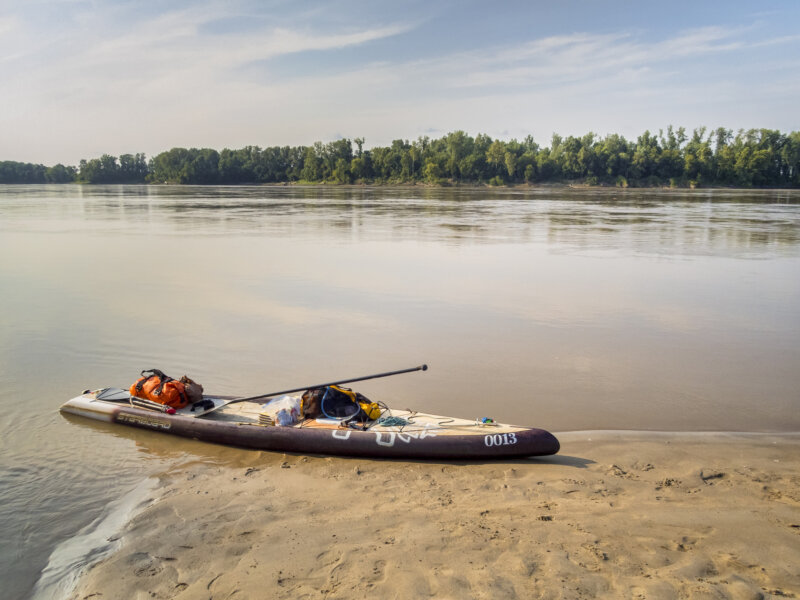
[2,127,799,187]
[0,161,76,183]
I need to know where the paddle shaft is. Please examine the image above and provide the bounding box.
[230,364,428,405]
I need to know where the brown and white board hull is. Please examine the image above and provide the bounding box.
[61,389,560,459]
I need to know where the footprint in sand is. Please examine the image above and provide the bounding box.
[128,552,163,577]
[315,548,343,569]
[606,464,637,480]
[655,477,681,491]
[365,559,388,586]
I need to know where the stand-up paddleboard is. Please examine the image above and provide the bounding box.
[60,388,559,459]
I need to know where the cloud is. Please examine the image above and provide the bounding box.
[0,2,415,159]
[414,25,784,92]
[4,2,411,105]
[1,3,798,164]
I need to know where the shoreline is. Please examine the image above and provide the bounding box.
[32,478,158,600]
[4,181,800,193]
[66,431,800,599]
[255,181,800,193]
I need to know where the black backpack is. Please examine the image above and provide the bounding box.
[301,385,378,421]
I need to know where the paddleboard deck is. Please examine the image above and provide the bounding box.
[95,387,233,417]
[61,389,560,459]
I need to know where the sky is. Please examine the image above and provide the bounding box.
[1,0,799,166]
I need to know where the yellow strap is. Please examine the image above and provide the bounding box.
[329,385,357,402]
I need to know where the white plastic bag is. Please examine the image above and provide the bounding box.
[260,395,301,426]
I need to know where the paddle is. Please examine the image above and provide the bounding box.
[227,364,428,405]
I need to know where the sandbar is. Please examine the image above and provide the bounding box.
[69,432,800,599]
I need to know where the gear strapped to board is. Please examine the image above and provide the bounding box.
[130,369,204,410]
[301,385,381,422]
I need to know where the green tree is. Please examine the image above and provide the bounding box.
[442,131,473,180]
[219,148,248,183]
[350,152,373,181]
[559,136,583,179]
[781,132,800,186]
[684,128,712,184]
[536,148,559,181]
[423,159,442,184]
[301,146,322,181]
[332,158,351,183]
[0,161,47,183]
[45,163,76,183]
[504,151,517,179]
[118,153,148,183]
[631,131,660,181]
[486,140,506,177]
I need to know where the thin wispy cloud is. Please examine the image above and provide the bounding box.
[431,26,785,91]
[9,4,411,94]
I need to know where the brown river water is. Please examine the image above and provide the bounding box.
[1,184,799,598]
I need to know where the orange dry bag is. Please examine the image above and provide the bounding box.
[130,369,189,409]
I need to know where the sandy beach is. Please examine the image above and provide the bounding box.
[65,432,800,599]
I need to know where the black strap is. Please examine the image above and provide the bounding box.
[136,369,173,396]
[135,375,153,394]
[190,399,215,412]
[141,368,167,380]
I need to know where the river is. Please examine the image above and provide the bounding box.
[1,184,799,599]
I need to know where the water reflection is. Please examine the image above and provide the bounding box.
[58,412,283,469]
[2,185,798,255]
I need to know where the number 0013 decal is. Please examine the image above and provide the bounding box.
[484,432,518,447]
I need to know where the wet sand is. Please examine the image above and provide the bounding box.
[69,433,800,599]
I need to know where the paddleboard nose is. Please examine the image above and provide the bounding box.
[541,430,560,455]
[60,393,115,423]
